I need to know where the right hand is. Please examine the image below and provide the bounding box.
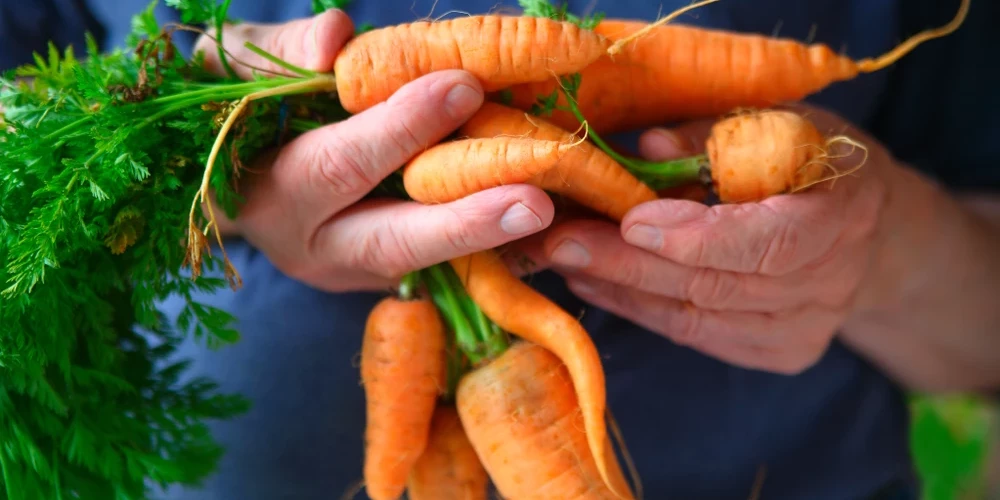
[194,10,555,292]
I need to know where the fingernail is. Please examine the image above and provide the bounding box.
[500,203,542,235]
[624,224,663,251]
[445,84,481,118]
[550,239,591,268]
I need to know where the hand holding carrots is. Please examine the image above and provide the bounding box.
[532,105,892,375]
[193,10,555,292]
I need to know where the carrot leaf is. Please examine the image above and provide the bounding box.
[518,0,604,30]
[0,2,354,496]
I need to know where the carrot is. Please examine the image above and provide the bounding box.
[360,277,448,500]
[333,15,611,114]
[401,136,575,205]
[703,108,867,203]
[406,404,489,500]
[448,250,633,498]
[503,0,970,134]
[456,341,633,499]
[459,102,657,222]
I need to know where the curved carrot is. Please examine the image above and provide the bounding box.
[361,293,447,500]
[447,250,631,498]
[456,341,633,499]
[402,137,574,204]
[407,404,489,500]
[459,102,657,222]
[504,0,969,134]
[703,108,868,203]
[333,15,611,114]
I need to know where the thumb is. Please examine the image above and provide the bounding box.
[193,9,355,79]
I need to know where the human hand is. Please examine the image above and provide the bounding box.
[193,10,554,292]
[527,105,892,374]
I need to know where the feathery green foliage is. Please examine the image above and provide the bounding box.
[0,1,347,497]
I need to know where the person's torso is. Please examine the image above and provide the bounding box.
[25,0,989,498]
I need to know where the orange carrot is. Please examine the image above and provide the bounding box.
[361,293,447,500]
[402,137,574,205]
[703,108,867,203]
[407,404,489,500]
[503,0,969,134]
[333,15,611,114]
[456,341,633,499]
[459,102,657,222]
[448,250,632,498]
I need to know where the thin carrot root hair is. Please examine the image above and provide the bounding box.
[607,408,643,500]
[339,477,365,500]
[789,134,870,194]
[855,0,970,73]
[183,74,338,285]
[607,0,721,55]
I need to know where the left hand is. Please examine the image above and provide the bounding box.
[522,104,892,375]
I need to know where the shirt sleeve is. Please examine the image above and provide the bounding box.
[0,0,106,72]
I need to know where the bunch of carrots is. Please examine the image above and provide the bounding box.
[186,0,970,497]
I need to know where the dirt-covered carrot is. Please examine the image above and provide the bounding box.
[458,102,657,221]
[456,341,633,499]
[360,274,448,500]
[333,15,611,114]
[447,250,633,498]
[703,108,867,203]
[402,136,576,204]
[504,0,969,134]
[406,404,489,500]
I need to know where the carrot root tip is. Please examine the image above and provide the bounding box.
[790,134,869,194]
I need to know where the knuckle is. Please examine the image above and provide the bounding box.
[442,210,479,254]
[757,221,799,274]
[605,284,639,318]
[618,259,651,291]
[346,224,417,278]
[687,268,737,307]
[668,304,704,346]
[313,135,376,197]
[385,115,425,155]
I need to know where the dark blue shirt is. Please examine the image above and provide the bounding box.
[3,1,997,499]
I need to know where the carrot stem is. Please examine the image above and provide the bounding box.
[423,264,509,366]
[424,265,485,364]
[559,78,708,189]
[399,271,420,301]
[243,41,319,78]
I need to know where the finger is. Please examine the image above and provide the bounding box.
[497,231,554,277]
[194,9,354,79]
[249,69,484,232]
[317,184,554,280]
[539,219,827,312]
[621,190,861,276]
[565,277,839,375]
[637,119,715,160]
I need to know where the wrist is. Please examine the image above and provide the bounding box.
[847,160,955,318]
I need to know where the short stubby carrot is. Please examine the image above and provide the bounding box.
[333,15,611,114]
[502,0,969,134]
[402,137,572,204]
[448,250,633,499]
[704,108,867,203]
[407,404,489,500]
[361,296,448,500]
[459,102,657,222]
[456,341,633,499]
